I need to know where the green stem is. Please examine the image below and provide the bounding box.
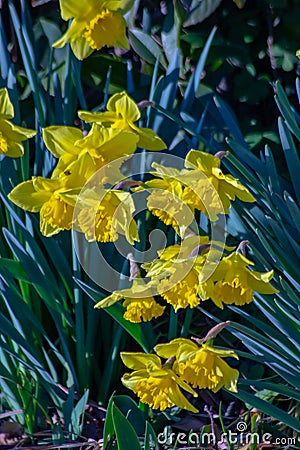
[180,308,194,337]
[168,308,178,340]
[72,232,86,391]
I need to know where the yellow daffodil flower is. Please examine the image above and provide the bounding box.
[142,236,209,311]
[184,150,256,216]
[198,251,278,308]
[78,92,166,150]
[0,88,35,158]
[53,0,133,59]
[138,165,200,237]
[42,123,138,177]
[155,338,239,393]
[73,186,139,244]
[121,352,198,412]
[94,279,165,322]
[8,153,96,236]
[137,161,227,236]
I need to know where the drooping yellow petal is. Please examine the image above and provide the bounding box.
[121,364,198,412]
[0,88,14,119]
[0,119,35,157]
[247,269,278,294]
[75,124,138,161]
[121,352,162,371]
[107,91,140,122]
[130,124,167,150]
[0,138,23,157]
[8,179,53,212]
[53,19,86,48]
[185,149,220,172]
[155,338,196,359]
[94,292,121,309]
[57,0,99,21]
[42,126,83,158]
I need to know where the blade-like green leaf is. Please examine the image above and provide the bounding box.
[112,403,142,450]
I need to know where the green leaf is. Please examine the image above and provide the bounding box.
[145,421,159,450]
[128,29,167,70]
[278,117,300,204]
[112,403,142,450]
[231,389,300,432]
[181,26,217,112]
[161,3,181,64]
[75,279,155,352]
[214,94,246,145]
[239,379,300,402]
[275,80,300,141]
[103,394,115,449]
[113,395,146,435]
[264,145,281,195]
[184,0,222,26]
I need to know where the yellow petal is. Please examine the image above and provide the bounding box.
[94,292,121,309]
[121,352,162,370]
[215,171,256,203]
[107,92,140,122]
[8,179,52,212]
[78,110,117,125]
[75,125,138,160]
[57,0,98,21]
[247,269,278,294]
[53,20,91,61]
[131,125,167,150]
[185,149,220,172]
[0,88,14,119]
[167,383,198,413]
[155,338,193,359]
[42,126,83,158]
[70,35,94,60]
[64,152,98,187]
[2,141,24,158]
[0,119,35,141]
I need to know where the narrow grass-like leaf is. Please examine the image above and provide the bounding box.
[9,3,46,126]
[275,80,300,141]
[278,117,300,204]
[284,191,300,227]
[181,26,217,112]
[75,279,155,351]
[129,28,167,70]
[145,421,159,450]
[264,145,281,195]
[230,389,300,432]
[214,95,246,145]
[184,0,222,26]
[226,137,265,177]
[112,403,142,450]
[239,379,300,402]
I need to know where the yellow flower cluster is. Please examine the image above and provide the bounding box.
[96,237,278,318]
[8,92,165,239]
[135,150,256,237]
[121,332,239,412]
